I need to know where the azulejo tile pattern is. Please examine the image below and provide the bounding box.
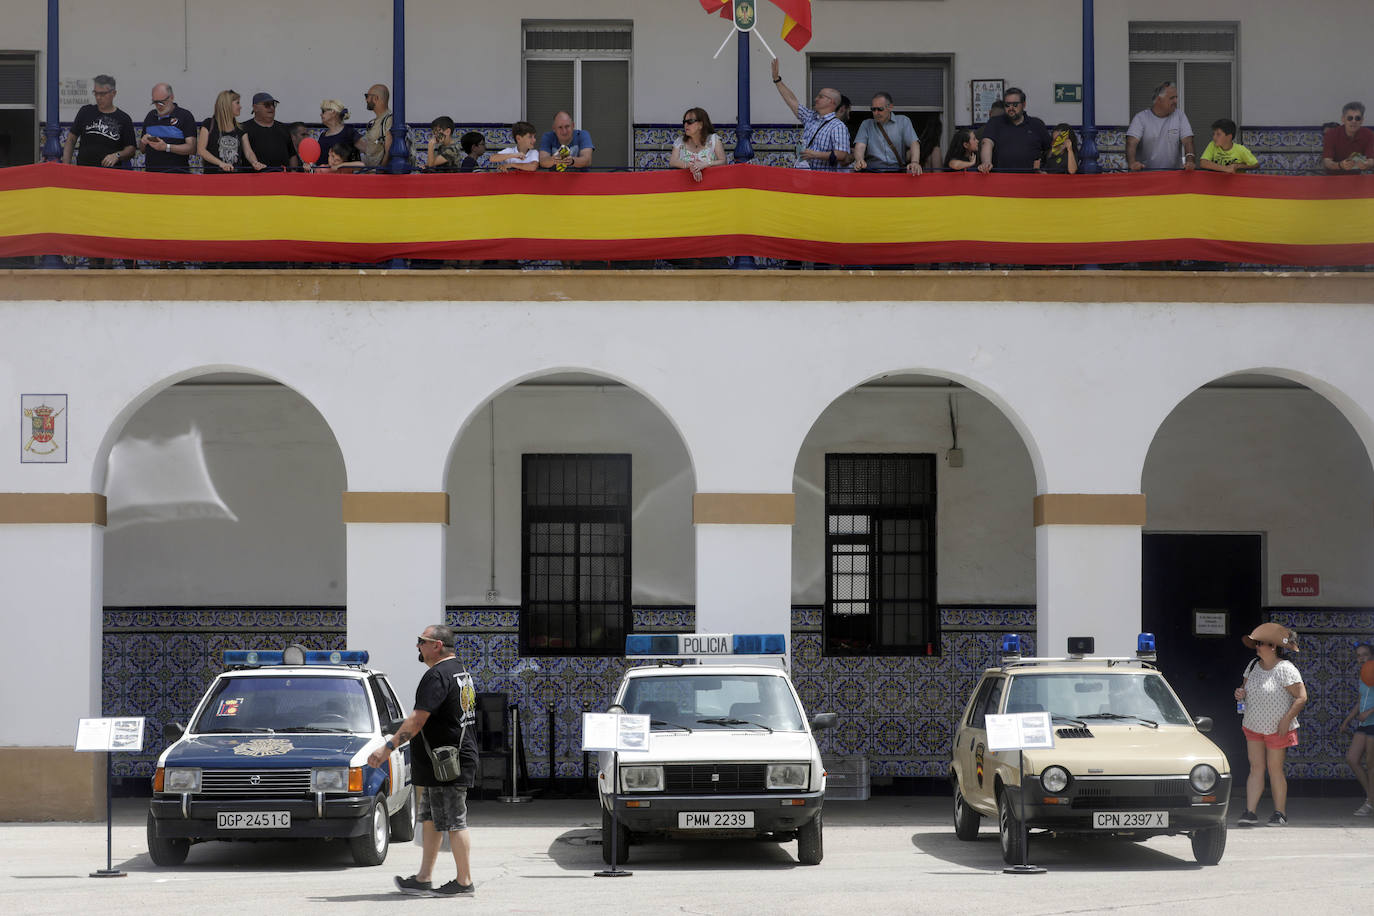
[102,605,1369,785]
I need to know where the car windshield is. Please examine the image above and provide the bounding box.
[621,673,805,731]
[192,675,373,734]
[1003,672,1190,726]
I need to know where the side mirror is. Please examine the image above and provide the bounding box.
[810,712,838,731]
[608,703,626,715]
[163,722,185,742]
[1193,716,1213,734]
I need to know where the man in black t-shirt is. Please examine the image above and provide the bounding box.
[241,91,298,170]
[62,74,136,168]
[369,624,478,897]
[139,82,197,172]
[978,87,1052,174]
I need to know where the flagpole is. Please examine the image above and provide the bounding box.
[734,26,757,270]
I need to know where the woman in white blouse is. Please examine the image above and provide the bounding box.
[1233,623,1307,827]
[670,108,726,182]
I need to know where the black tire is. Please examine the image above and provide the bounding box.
[797,812,823,865]
[953,784,982,841]
[601,806,630,866]
[349,796,390,866]
[1190,824,1227,865]
[146,810,189,866]
[388,788,416,843]
[998,788,1027,866]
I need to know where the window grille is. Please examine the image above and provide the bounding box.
[521,454,631,656]
[1128,22,1237,130]
[824,454,938,656]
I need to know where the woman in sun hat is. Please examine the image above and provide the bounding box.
[1233,622,1307,827]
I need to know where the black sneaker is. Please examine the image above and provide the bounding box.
[430,880,475,897]
[394,875,432,896]
[1267,811,1288,827]
[1237,810,1259,826]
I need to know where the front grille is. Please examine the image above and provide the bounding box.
[197,768,313,797]
[1069,778,1189,810]
[663,763,768,794]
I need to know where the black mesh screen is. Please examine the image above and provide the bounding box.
[824,454,937,655]
[521,454,631,655]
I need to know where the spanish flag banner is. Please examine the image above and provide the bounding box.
[769,0,812,51]
[699,0,732,19]
[1,164,1371,266]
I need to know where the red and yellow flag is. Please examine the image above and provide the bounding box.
[769,0,812,51]
[2,164,1371,266]
[699,0,732,19]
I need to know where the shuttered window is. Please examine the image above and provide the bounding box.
[523,21,632,170]
[1129,23,1237,134]
[808,58,947,111]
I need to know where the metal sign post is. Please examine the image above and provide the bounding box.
[583,711,649,877]
[75,717,146,878]
[985,711,1054,875]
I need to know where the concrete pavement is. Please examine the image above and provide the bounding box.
[2,796,1372,915]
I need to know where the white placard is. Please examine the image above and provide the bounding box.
[985,712,1054,751]
[617,714,650,752]
[1194,609,1228,636]
[75,717,146,752]
[60,78,91,110]
[581,712,651,751]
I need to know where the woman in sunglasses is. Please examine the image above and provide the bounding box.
[669,108,726,183]
[1233,623,1306,827]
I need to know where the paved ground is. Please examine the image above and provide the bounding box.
[3,796,1372,915]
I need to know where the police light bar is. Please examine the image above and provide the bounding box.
[999,634,1023,662]
[625,633,787,657]
[223,649,369,667]
[1136,632,1157,661]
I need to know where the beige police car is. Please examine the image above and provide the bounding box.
[949,635,1231,866]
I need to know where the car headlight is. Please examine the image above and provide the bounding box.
[1189,764,1219,793]
[1040,765,1070,794]
[312,767,351,792]
[163,767,201,792]
[767,763,810,790]
[620,766,664,792]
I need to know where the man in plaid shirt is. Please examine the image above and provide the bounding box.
[771,58,850,171]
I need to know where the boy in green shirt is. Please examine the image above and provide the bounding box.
[1200,118,1259,173]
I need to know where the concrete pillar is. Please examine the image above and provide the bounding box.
[1033,494,1146,657]
[343,492,448,703]
[692,494,795,642]
[0,495,107,820]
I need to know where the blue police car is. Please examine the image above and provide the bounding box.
[147,647,414,866]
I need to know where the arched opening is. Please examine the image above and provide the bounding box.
[1142,370,1374,790]
[790,371,1039,789]
[441,369,697,792]
[99,369,347,791]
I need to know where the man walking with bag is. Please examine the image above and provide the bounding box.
[369,624,479,896]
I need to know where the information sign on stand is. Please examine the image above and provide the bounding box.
[984,711,1052,875]
[75,717,145,878]
[582,712,649,878]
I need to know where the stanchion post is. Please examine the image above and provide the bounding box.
[90,751,125,878]
[497,704,532,803]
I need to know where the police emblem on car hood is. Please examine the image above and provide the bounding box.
[232,738,296,757]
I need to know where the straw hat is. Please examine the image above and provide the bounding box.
[1242,622,1299,652]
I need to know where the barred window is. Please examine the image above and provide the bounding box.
[825,454,938,655]
[521,454,631,655]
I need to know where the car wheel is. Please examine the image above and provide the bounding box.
[349,796,390,866]
[998,788,1027,866]
[953,784,981,841]
[601,806,630,866]
[388,788,416,843]
[1190,824,1226,865]
[145,810,189,866]
[796,812,823,865]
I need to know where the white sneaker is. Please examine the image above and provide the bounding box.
[1354,802,1373,817]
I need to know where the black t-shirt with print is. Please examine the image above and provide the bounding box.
[70,104,135,167]
[410,656,478,787]
[201,117,248,172]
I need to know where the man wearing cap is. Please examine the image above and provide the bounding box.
[139,83,197,173]
[241,91,298,170]
[1233,622,1307,828]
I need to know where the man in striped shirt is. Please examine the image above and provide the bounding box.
[771,58,850,171]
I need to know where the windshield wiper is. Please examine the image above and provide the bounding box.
[1080,712,1159,729]
[696,717,773,733]
[1050,712,1088,727]
[650,719,693,733]
[196,727,275,734]
[276,725,352,733]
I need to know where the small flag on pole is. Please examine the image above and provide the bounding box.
[768,0,813,50]
[699,0,732,18]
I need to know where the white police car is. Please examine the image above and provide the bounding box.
[950,635,1231,866]
[597,634,836,866]
[147,647,414,866]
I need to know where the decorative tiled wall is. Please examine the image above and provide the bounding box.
[103,604,1368,785]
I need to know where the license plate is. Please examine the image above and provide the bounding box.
[1093,811,1167,829]
[217,811,290,829]
[678,811,754,829]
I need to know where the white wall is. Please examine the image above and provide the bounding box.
[10,1,1366,128]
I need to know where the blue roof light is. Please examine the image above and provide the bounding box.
[624,633,787,657]
[1000,634,1023,660]
[733,634,787,655]
[223,649,368,667]
[1137,632,1157,658]
[625,635,681,656]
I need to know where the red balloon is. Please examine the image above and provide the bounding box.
[1362,659,1374,688]
[297,136,321,165]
